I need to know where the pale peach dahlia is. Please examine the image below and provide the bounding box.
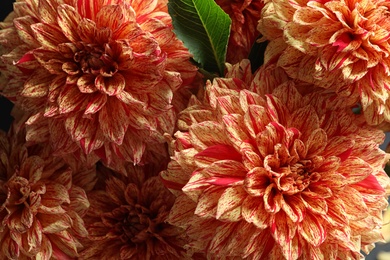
[0,128,94,259]
[258,0,390,125]
[0,0,197,166]
[215,0,264,63]
[79,163,190,260]
[161,64,390,259]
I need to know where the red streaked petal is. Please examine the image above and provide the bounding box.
[57,4,81,42]
[242,196,271,229]
[298,213,326,246]
[195,144,242,162]
[216,186,246,221]
[31,23,68,50]
[98,100,128,145]
[194,186,225,218]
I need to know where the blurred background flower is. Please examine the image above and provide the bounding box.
[79,162,190,260]
[0,127,95,259]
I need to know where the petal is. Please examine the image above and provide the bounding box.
[69,186,90,216]
[40,183,70,207]
[98,100,128,145]
[301,193,328,215]
[244,167,271,197]
[167,194,197,228]
[31,23,68,50]
[96,5,124,30]
[242,196,271,229]
[298,213,326,246]
[194,186,225,218]
[84,93,107,114]
[21,70,52,98]
[13,16,38,46]
[47,230,78,258]
[58,85,88,114]
[216,186,246,221]
[189,121,231,150]
[270,211,298,260]
[95,73,125,96]
[105,177,127,205]
[289,105,320,140]
[40,213,72,233]
[222,114,250,145]
[323,136,354,161]
[57,4,81,42]
[244,105,273,138]
[305,128,327,156]
[339,186,369,220]
[337,157,373,185]
[26,220,44,255]
[35,234,52,260]
[263,184,281,213]
[77,74,97,93]
[203,160,247,178]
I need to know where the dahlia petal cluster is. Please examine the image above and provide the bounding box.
[1,0,390,258]
[0,128,95,259]
[258,0,390,125]
[0,0,197,168]
[79,162,190,260]
[161,61,390,259]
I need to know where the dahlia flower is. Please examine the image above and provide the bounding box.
[215,0,264,63]
[0,0,197,167]
[258,0,390,125]
[79,163,190,260]
[0,128,94,259]
[161,62,390,259]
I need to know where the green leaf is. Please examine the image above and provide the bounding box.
[168,0,231,76]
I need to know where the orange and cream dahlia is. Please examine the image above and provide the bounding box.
[79,163,190,260]
[215,0,264,63]
[258,0,390,125]
[161,63,390,259]
[0,0,197,167]
[0,128,94,259]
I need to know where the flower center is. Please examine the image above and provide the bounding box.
[277,160,321,195]
[70,43,119,77]
[6,175,31,206]
[108,204,154,244]
[122,210,148,242]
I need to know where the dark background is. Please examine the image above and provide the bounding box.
[0,0,15,131]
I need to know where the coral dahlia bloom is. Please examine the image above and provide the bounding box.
[258,0,390,125]
[79,163,190,259]
[215,0,264,63]
[0,0,197,166]
[161,63,390,259]
[0,128,94,259]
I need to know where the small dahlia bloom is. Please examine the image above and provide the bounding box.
[0,0,197,166]
[79,163,190,259]
[258,0,390,125]
[161,63,390,259]
[215,0,264,63]
[0,128,94,259]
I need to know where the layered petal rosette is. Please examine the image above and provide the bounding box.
[0,0,197,167]
[258,0,390,125]
[79,163,190,259]
[215,0,264,63]
[0,128,94,259]
[161,63,390,259]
